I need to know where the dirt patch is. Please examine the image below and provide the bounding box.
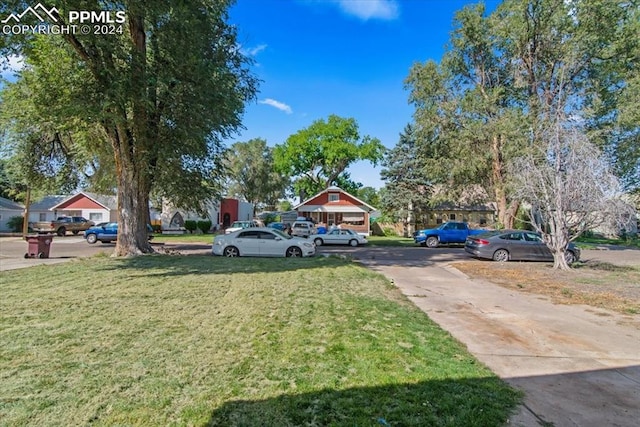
[452,260,640,315]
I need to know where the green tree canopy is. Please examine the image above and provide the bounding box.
[273,115,385,200]
[406,0,639,228]
[225,138,289,209]
[0,0,258,256]
[379,124,431,226]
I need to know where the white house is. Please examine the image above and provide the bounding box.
[0,196,24,232]
[28,192,116,224]
[160,198,254,233]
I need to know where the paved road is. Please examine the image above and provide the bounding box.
[1,237,639,426]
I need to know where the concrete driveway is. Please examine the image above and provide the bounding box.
[2,238,639,426]
[324,245,640,427]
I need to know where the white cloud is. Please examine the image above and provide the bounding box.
[259,98,293,114]
[241,44,267,57]
[337,0,399,21]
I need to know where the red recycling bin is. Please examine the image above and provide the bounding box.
[24,235,54,259]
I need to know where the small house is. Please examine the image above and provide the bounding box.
[294,186,376,235]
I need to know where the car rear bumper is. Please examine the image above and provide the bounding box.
[464,246,484,257]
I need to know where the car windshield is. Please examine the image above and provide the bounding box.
[474,230,505,238]
[270,229,293,239]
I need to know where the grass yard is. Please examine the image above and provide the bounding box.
[575,235,640,249]
[454,260,640,315]
[0,255,521,426]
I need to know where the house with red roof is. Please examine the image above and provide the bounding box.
[293,186,376,235]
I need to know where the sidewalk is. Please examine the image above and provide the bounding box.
[360,260,640,427]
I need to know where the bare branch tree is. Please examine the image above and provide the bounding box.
[510,124,635,270]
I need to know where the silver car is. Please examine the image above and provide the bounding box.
[465,230,580,264]
[212,227,315,257]
[309,228,368,247]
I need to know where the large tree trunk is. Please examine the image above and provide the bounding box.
[490,134,520,229]
[110,13,154,257]
[108,123,154,257]
[547,212,571,271]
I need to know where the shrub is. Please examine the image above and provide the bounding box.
[151,224,162,233]
[7,216,24,232]
[262,213,278,225]
[383,226,398,237]
[197,220,212,234]
[184,220,198,234]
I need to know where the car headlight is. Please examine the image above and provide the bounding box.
[303,242,314,248]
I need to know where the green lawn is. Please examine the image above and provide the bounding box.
[1,256,521,426]
[575,235,640,249]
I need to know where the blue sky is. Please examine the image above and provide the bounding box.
[1,1,501,190]
[227,0,500,189]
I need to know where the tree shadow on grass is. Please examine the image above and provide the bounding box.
[91,253,358,277]
[204,377,522,427]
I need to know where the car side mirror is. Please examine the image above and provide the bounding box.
[275,237,282,241]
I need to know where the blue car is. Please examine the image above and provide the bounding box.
[84,222,154,244]
[267,222,291,233]
[414,221,486,247]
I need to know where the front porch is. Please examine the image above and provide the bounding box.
[297,210,370,235]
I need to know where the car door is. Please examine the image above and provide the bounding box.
[439,223,458,243]
[523,232,551,260]
[496,232,527,259]
[324,229,342,244]
[506,232,531,260]
[338,230,354,245]
[256,230,281,256]
[102,223,118,242]
[234,230,260,256]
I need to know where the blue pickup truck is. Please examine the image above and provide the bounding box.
[414,221,486,248]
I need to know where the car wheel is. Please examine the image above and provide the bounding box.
[223,246,240,257]
[564,250,577,265]
[349,239,358,247]
[314,238,323,246]
[492,249,510,262]
[86,234,98,244]
[426,236,439,248]
[286,246,302,257]
[57,227,66,236]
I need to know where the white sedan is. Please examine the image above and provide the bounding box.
[309,228,368,247]
[212,227,316,257]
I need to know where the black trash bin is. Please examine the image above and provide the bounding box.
[24,234,54,259]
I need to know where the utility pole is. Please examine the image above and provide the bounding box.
[22,187,31,238]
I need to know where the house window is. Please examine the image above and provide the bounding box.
[89,212,103,221]
[450,213,456,220]
[343,213,364,225]
[39,213,47,221]
[328,193,339,202]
